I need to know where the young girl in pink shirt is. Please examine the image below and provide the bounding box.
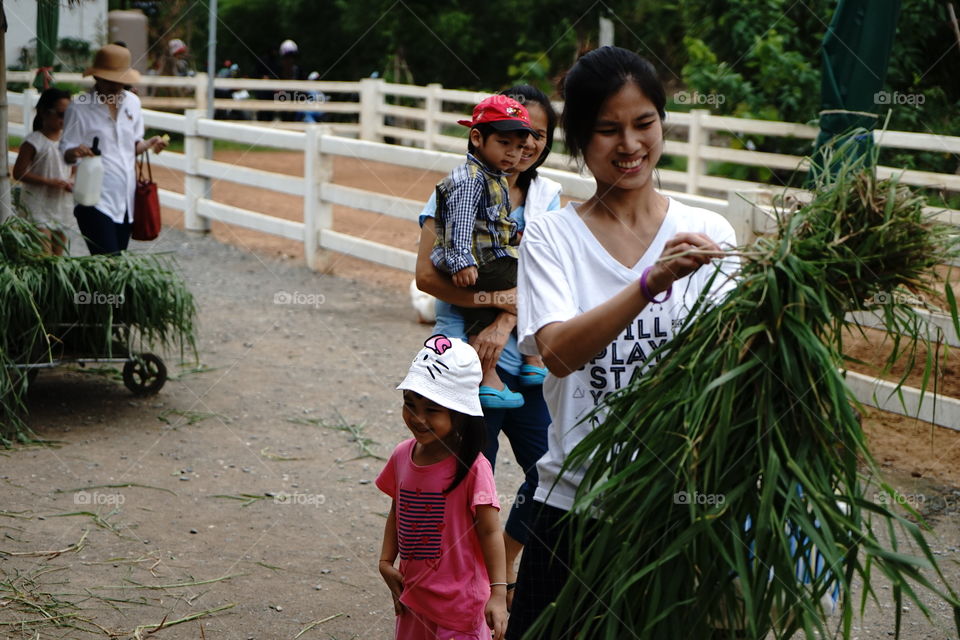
[377,335,507,639]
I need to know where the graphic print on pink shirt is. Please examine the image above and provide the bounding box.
[398,487,445,560]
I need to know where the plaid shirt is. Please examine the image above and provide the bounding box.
[431,153,519,274]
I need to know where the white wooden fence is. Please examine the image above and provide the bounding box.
[5,84,959,430]
[7,72,960,220]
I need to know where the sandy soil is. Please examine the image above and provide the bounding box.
[3,148,960,639]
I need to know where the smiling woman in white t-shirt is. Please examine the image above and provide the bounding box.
[506,46,739,638]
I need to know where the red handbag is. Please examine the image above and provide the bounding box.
[132,150,161,241]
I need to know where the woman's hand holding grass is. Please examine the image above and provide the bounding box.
[646,232,723,296]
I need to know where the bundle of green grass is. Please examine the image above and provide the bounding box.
[531,153,960,638]
[0,218,197,444]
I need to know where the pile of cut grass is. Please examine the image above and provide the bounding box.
[0,218,197,444]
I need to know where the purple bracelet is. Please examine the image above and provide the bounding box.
[640,266,672,304]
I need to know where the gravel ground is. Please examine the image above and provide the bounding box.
[1,226,958,639]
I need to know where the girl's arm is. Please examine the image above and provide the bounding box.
[378,501,405,615]
[12,143,70,190]
[475,504,507,640]
[535,232,722,377]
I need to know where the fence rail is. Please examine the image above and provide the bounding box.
[7,72,959,212]
[5,84,959,431]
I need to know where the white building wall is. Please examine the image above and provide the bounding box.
[5,0,108,68]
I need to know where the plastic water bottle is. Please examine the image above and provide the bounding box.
[74,136,103,206]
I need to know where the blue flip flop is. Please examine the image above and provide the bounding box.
[479,385,525,409]
[518,364,548,387]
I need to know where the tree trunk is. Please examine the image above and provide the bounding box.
[1,0,11,220]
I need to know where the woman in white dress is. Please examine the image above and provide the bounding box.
[13,88,74,255]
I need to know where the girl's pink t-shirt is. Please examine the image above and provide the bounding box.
[376,439,500,631]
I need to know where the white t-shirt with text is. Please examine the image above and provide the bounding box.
[517,198,738,511]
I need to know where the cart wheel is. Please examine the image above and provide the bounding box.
[123,354,167,395]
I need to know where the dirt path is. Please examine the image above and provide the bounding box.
[2,227,530,639]
[4,148,960,639]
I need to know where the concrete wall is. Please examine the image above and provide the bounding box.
[5,0,108,69]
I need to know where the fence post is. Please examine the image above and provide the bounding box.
[726,189,774,244]
[304,124,334,270]
[194,72,208,113]
[687,109,709,195]
[423,83,442,150]
[21,88,38,129]
[359,78,384,142]
[183,109,211,233]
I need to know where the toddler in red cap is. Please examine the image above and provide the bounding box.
[430,96,544,409]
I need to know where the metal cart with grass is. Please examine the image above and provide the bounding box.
[11,322,168,396]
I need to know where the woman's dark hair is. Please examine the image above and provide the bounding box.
[559,46,666,163]
[445,411,487,494]
[32,88,72,131]
[499,84,558,193]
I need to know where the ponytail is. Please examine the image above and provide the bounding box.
[444,413,487,494]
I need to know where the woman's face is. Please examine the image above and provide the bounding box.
[582,80,663,192]
[513,102,550,174]
[94,77,124,96]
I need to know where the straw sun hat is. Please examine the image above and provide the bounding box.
[83,44,141,85]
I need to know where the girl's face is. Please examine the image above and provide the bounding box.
[582,80,663,192]
[513,102,550,174]
[42,98,69,132]
[402,391,456,449]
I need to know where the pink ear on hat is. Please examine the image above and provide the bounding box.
[424,334,452,355]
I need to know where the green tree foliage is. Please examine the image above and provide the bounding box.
[205,0,955,188]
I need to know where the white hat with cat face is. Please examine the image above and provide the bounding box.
[397,335,483,416]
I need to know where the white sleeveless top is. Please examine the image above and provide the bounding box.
[19,131,73,227]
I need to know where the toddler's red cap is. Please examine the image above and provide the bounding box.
[457,96,540,138]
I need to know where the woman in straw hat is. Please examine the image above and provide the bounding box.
[61,44,168,255]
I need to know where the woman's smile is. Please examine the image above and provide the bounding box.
[613,155,647,173]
